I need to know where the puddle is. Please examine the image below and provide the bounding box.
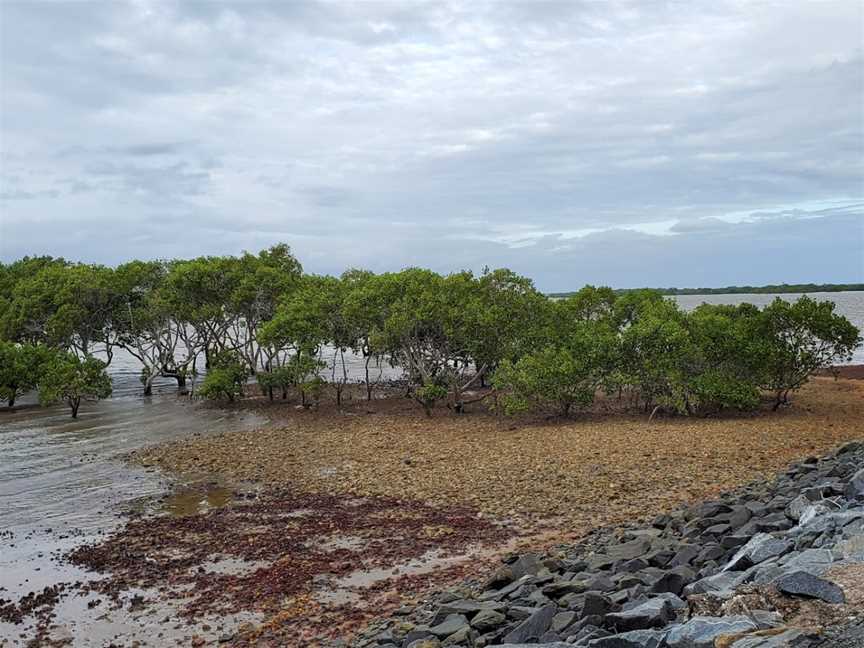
[160,485,234,517]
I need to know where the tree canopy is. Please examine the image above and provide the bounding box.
[1,246,860,419]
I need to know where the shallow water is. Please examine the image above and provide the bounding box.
[0,394,265,645]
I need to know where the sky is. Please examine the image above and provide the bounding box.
[1,0,863,291]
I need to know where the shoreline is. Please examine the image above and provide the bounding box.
[4,375,863,646]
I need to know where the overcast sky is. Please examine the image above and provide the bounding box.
[1,1,862,290]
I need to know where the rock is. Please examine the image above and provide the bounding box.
[593,539,651,567]
[486,644,571,648]
[402,626,438,648]
[754,513,793,534]
[509,553,545,580]
[405,640,440,648]
[798,504,832,526]
[551,610,577,633]
[773,570,845,604]
[500,604,557,643]
[441,626,472,646]
[703,523,731,537]
[665,615,758,648]
[724,534,792,571]
[845,468,864,501]
[684,571,749,599]
[437,599,504,619]
[651,592,687,611]
[506,605,537,620]
[778,548,835,576]
[727,629,807,647]
[721,534,750,551]
[539,630,563,642]
[470,608,506,631]
[543,579,586,598]
[833,533,864,560]
[586,574,617,592]
[604,597,672,632]
[688,502,732,520]
[728,506,752,529]
[697,544,725,563]
[485,566,515,589]
[621,558,650,573]
[587,628,669,648]
[650,566,695,596]
[670,545,700,567]
[480,575,533,601]
[582,591,616,617]
[785,495,811,521]
[750,610,784,629]
[837,441,864,455]
[428,615,469,639]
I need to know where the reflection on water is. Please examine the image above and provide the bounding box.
[0,394,265,645]
[0,395,265,532]
[160,484,235,518]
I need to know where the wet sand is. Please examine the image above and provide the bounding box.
[0,395,266,646]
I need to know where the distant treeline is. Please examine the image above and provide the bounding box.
[548,283,864,299]
[1,247,861,419]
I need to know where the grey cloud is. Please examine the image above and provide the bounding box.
[0,189,60,201]
[0,0,862,287]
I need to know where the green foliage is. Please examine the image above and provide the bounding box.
[757,296,862,407]
[414,383,448,417]
[0,342,51,407]
[39,352,112,418]
[198,351,249,401]
[2,246,860,419]
[299,375,326,408]
[257,353,324,401]
[494,346,596,417]
[0,262,120,361]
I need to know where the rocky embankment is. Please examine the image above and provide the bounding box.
[350,441,864,648]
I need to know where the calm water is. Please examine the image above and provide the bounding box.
[0,395,266,645]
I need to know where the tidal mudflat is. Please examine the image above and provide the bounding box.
[0,395,266,646]
[2,376,863,646]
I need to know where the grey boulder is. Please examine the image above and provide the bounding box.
[773,570,846,604]
[728,629,808,647]
[588,629,669,648]
[844,468,864,501]
[604,597,672,632]
[723,533,792,572]
[665,615,758,648]
[470,608,506,631]
[427,614,469,638]
[500,604,557,643]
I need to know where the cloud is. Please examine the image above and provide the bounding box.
[1,0,862,288]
